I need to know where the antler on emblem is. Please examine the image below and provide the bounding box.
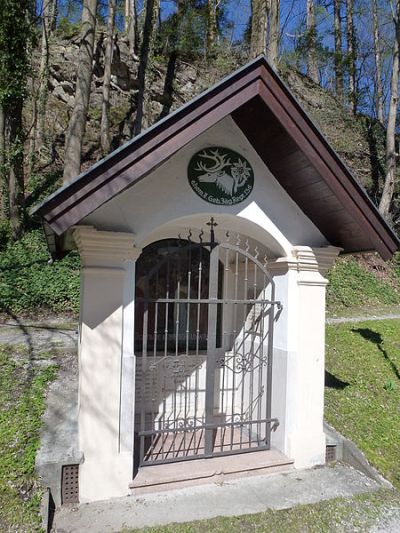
[194,149,231,173]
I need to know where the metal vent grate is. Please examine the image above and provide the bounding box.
[61,464,79,504]
[326,445,337,463]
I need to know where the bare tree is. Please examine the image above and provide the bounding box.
[267,0,280,69]
[379,0,400,219]
[334,0,344,101]
[250,0,267,58]
[306,0,319,83]
[206,0,218,58]
[63,0,98,182]
[36,0,56,155]
[372,0,384,124]
[100,0,116,156]
[346,0,357,113]
[0,106,6,220]
[7,105,25,239]
[133,0,159,135]
[126,0,138,56]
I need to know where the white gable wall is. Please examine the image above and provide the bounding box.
[84,116,328,255]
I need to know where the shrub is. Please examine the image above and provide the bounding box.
[0,230,80,316]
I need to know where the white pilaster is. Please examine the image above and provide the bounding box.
[268,245,341,468]
[73,226,142,502]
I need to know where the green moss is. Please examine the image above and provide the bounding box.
[325,319,400,488]
[0,345,57,531]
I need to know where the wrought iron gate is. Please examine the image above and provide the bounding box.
[135,220,282,466]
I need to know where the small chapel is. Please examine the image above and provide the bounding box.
[34,56,399,503]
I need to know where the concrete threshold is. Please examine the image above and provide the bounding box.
[130,449,294,494]
[53,464,382,533]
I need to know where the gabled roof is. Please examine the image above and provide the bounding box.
[33,56,399,259]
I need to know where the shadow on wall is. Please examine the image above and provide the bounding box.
[352,328,400,381]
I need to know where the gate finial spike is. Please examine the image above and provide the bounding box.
[225,231,230,243]
[199,228,204,243]
[245,239,250,252]
[187,229,193,242]
[254,246,259,260]
[236,233,241,247]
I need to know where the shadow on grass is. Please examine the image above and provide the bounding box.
[352,328,400,381]
[325,371,349,389]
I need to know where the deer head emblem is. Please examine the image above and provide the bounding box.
[194,149,251,197]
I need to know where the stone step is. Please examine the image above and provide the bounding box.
[130,449,294,495]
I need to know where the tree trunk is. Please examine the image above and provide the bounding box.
[36,0,55,156]
[159,50,178,119]
[7,102,24,240]
[306,0,319,83]
[100,0,116,156]
[127,0,138,56]
[334,0,344,101]
[51,0,58,31]
[206,0,218,58]
[379,0,400,219]
[372,0,384,125]
[250,0,267,58]
[63,0,98,182]
[27,77,38,178]
[0,106,6,220]
[266,0,280,70]
[125,0,129,31]
[133,0,159,136]
[346,0,356,114]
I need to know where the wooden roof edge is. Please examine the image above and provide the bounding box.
[255,64,400,256]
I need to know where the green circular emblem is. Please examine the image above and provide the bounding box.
[188,147,254,206]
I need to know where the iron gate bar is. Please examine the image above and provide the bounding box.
[205,245,219,456]
[139,417,279,436]
[136,298,281,305]
[141,442,278,467]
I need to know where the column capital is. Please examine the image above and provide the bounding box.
[72,226,142,266]
[268,245,341,280]
[312,245,342,275]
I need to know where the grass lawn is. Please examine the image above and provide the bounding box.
[325,318,400,489]
[0,345,56,532]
